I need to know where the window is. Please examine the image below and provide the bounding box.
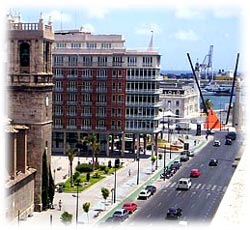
[20,42,30,67]
[101,43,111,49]
[54,106,62,115]
[176,101,180,107]
[54,69,63,77]
[82,69,92,78]
[97,69,107,77]
[67,81,77,91]
[81,82,92,91]
[56,42,66,49]
[55,81,62,90]
[143,56,153,67]
[68,56,78,66]
[67,94,77,102]
[87,42,97,49]
[71,43,81,49]
[127,56,137,66]
[54,55,64,66]
[82,56,93,66]
[98,56,107,66]
[67,106,76,115]
[113,56,122,66]
[54,94,62,102]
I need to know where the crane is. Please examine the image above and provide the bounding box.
[200,45,214,80]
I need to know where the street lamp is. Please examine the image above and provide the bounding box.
[163,145,166,181]
[114,158,119,203]
[136,149,140,185]
[72,180,80,225]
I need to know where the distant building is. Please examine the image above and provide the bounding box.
[160,81,199,119]
[52,29,162,156]
[6,13,54,221]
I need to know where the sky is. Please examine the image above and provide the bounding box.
[1,0,249,72]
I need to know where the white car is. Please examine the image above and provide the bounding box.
[213,140,221,147]
[138,189,151,199]
[177,178,192,190]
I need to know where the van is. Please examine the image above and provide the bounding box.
[177,178,192,190]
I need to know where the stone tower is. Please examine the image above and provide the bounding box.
[7,14,54,211]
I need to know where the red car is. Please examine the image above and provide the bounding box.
[190,168,201,177]
[122,201,138,214]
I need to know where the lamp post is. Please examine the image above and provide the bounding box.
[114,166,116,203]
[72,180,80,225]
[163,145,166,181]
[136,150,140,185]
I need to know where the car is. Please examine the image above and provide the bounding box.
[138,189,151,199]
[213,140,221,147]
[177,178,192,190]
[105,216,123,224]
[112,208,129,221]
[180,155,189,162]
[206,129,215,135]
[166,207,182,219]
[225,138,232,145]
[145,185,157,195]
[186,150,194,157]
[170,161,182,170]
[122,201,137,214]
[209,159,218,166]
[190,168,201,177]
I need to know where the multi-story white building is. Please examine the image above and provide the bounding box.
[160,82,199,119]
[52,29,162,156]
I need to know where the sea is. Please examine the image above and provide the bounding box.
[203,95,234,111]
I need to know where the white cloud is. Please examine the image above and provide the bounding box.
[174,7,204,19]
[43,10,72,23]
[135,23,161,35]
[85,7,109,19]
[79,23,95,33]
[173,29,199,41]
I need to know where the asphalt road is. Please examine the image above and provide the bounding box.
[126,131,240,226]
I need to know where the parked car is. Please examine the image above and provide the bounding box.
[170,161,182,170]
[112,208,129,221]
[190,168,201,177]
[177,178,192,190]
[186,150,194,157]
[166,207,182,219]
[105,216,123,224]
[225,138,232,145]
[180,155,189,162]
[122,202,137,214]
[209,159,218,166]
[145,185,157,195]
[138,189,151,199]
[213,139,221,147]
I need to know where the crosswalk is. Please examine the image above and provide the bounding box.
[164,181,227,193]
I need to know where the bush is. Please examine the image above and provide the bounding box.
[73,171,80,181]
[76,163,93,173]
[92,172,100,178]
[99,165,106,171]
[60,211,73,224]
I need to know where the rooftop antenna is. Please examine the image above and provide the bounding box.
[147,30,154,51]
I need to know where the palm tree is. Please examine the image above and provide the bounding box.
[201,98,213,111]
[82,202,90,224]
[66,145,77,187]
[82,133,100,170]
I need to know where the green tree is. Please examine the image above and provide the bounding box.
[60,211,73,225]
[101,187,110,209]
[82,133,100,170]
[82,202,91,223]
[48,166,55,208]
[201,98,213,111]
[42,150,49,210]
[66,145,77,187]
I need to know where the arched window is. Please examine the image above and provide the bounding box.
[176,109,180,116]
[20,43,30,67]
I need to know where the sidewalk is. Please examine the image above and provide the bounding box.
[17,133,208,228]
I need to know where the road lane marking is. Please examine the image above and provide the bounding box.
[170,182,176,188]
[212,185,217,191]
[196,183,202,189]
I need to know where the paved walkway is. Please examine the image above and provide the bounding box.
[17,133,209,228]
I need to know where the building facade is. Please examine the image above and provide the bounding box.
[160,82,199,119]
[7,14,54,213]
[52,29,162,156]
